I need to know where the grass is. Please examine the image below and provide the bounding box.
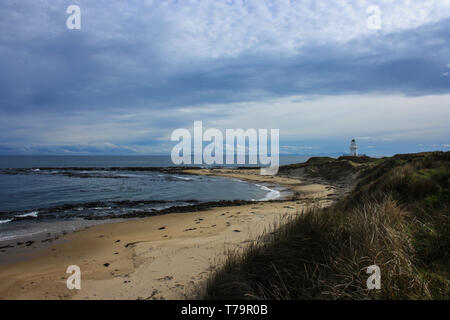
[202,151,449,300]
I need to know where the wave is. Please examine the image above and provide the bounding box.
[0,234,20,241]
[255,184,281,201]
[0,199,201,221]
[15,211,38,218]
[0,219,12,224]
[0,229,48,242]
[114,173,143,178]
[173,175,193,181]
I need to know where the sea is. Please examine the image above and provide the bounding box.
[0,155,309,243]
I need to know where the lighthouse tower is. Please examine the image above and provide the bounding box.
[349,139,358,157]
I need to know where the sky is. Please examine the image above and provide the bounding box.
[0,0,449,156]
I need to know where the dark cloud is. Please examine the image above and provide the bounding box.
[0,1,449,154]
[1,15,449,115]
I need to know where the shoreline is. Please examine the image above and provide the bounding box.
[0,176,287,247]
[0,168,338,300]
[0,167,284,226]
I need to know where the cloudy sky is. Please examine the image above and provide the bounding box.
[1,0,449,156]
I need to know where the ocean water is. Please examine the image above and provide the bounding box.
[0,155,309,168]
[0,155,308,242]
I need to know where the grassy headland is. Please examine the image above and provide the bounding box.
[203,152,449,299]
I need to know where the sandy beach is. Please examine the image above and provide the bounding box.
[0,168,337,300]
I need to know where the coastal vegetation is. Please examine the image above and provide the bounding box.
[203,152,449,299]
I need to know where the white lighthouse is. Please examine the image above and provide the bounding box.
[349,139,358,157]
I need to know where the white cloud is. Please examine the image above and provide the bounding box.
[205,93,450,142]
[153,0,450,59]
[2,93,449,151]
[4,0,450,61]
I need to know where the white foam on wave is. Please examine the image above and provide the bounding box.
[255,184,281,201]
[0,234,18,241]
[115,173,142,178]
[174,176,192,181]
[0,219,12,225]
[0,229,47,242]
[15,211,38,218]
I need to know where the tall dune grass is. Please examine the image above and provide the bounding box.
[202,152,449,300]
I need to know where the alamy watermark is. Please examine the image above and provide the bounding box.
[171,121,279,175]
[366,265,381,290]
[66,265,81,290]
[66,5,81,30]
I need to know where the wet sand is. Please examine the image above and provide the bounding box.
[0,168,337,300]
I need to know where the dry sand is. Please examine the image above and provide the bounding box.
[0,169,336,300]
